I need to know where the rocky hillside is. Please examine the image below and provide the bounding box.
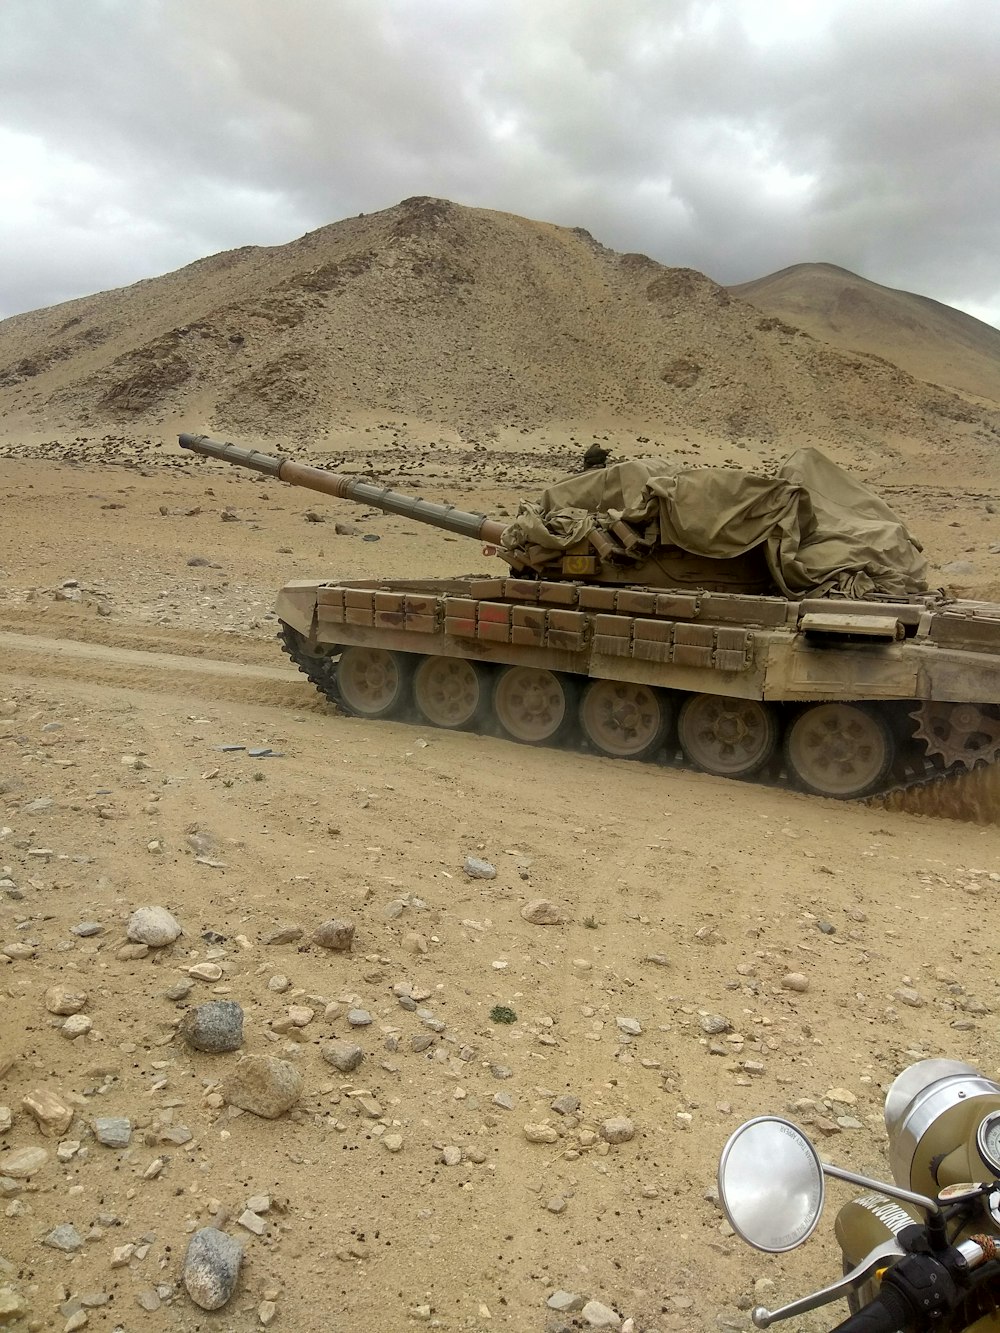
[1,198,999,462]
[730,262,1000,405]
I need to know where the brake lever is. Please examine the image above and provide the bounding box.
[750,1239,904,1328]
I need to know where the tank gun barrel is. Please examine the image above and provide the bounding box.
[178,434,506,544]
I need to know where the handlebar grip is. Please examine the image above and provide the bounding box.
[829,1285,910,1333]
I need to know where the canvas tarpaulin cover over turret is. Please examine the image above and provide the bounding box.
[500,447,928,599]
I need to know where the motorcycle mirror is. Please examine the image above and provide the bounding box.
[718,1117,825,1253]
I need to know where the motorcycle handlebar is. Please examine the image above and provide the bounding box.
[829,1285,911,1333]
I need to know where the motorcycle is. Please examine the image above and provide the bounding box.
[717,1060,1000,1331]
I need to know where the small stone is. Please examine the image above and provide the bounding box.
[523,1123,559,1144]
[45,985,88,1015]
[286,1005,314,1027]
[826,1088,857,1106]
[322,1041,364,1073]
[781,972,809,993]
[493,1093,515,1110]
[550,1095,580,1115]
[64,1311,88,1332]
[616,1017,642,1035]
[94,1117,132,1149]
[136,1289,161,1312]
[23,1088,74,1137]
[383,1133,403,1152]
[164,981,193,1001]
[183,1227,243,1310]
[520,899,566,925]
[259,1299,278,1325]
[268,975,291,993]
[600,1117,635,1144]
[582,1300,622,1328]
[265,927,303,945]
[313,919,354,951]
[351,1093,382,1119]
[0,1288,26,1321]
[116,942,149,961]
[548,1291,585,1312]
[0,1146,48,1177]
[463,856,496,879]
[545,1195,567,1213]
[187,962,224,982]
[43,1223,84,1252]
[2,943,34,961]
[238,1209,267,1236]
[347,1008,372,1027]
[110,1244,134,1267]
[441,1145,463,1166]
[895,987,926,1008]
[0,1107,10,1133]
[61,1015,92,1039]
[223,1056,302,1118]
[127,906,182,947]
[181,1001,245,1053]
[700,1014,732,1035]
[246,1195,271,1214]
[70,922,104,938]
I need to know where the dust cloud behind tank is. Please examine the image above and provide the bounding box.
[178,432,1000,818]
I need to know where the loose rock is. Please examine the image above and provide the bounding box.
[520,899,566,925]
[313,919,355,951]
[523,1123,559,1144]
[61,1015,92,1039]
[126,906,182,947]
[0,1146,48,1177]
[223,1056,303,1118]
[182,1227,243,1310]
[181,1001,245,1053]
[94,1117,132,1148]
[582,1299,622,1328]
[23,1089,74,1137]
[45,985,87,1016]
[322,1041,364,1073]
[463,856,497,880]
[781,972,809,993]
[600,1117,635,1144]
[43,1223,84,1252]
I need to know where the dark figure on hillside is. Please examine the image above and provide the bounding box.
[581,443,611,470]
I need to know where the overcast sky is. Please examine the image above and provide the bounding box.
[1,0,998,327]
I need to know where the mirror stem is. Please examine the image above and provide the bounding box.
[821,1162,942,1226]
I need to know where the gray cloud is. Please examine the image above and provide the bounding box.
[1,0,998,326]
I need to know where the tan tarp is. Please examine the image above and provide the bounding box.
[500,447,928,599]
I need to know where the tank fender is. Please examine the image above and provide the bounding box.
[275,580,320,640]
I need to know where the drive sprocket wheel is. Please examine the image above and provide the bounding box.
[910,702,1000,769]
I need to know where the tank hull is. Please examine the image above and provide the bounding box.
[276,574,1000,802]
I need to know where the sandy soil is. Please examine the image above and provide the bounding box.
[2,446,1000,1333]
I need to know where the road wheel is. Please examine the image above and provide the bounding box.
[579,679,672,760]
[413,656,492,730]
[784,702,895,798]
[492,666,578,745]
[677,693,779,778]
[335,646,412,719]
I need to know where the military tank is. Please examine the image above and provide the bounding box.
[178,433,1000,803]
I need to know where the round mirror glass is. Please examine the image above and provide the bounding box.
[718,1116,825,1252]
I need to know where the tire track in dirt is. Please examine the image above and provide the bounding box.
[0,630,325,711]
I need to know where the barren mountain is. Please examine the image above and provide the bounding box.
[1,198,999,473]
[730,262,1000,405]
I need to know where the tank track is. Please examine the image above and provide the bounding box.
[278,628,1000,817]
[278,625,342,702]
